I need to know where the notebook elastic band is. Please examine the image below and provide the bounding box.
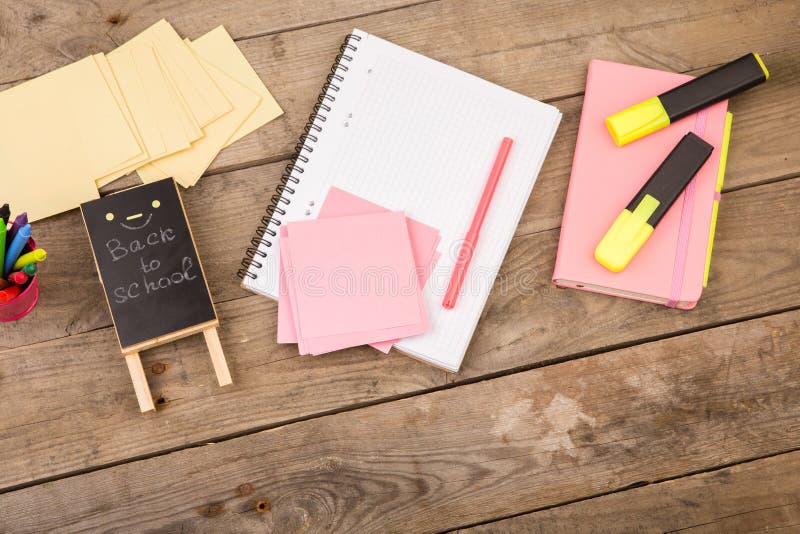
[666,109,708,308]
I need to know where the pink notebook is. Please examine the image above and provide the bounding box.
[553,60,732,309]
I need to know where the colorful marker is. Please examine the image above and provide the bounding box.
[0,278,10,290]
[0,285,21,303]
[11,248,46,272]
[606,53,768,146]
[21,263,38,276]
[0,219,5,279]
[7,212,27,243]
[3,223,31,277]
[595,132,714,272]
[7,271,28,285]
[0,204,9,225]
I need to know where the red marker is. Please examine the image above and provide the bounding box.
[443,137,513,309]
[0,285,20,303]
[7,271,28,285]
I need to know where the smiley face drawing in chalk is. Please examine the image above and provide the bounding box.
[79,178,226,406]
[80,178,217,352]
[106,199,161,230]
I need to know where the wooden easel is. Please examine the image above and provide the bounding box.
[122,320,231,412]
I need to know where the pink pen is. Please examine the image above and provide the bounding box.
[443,137,513,309]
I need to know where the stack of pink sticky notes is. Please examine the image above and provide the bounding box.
[277,187,441,355]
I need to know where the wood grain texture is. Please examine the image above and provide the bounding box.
[59,0,800,190]
[193,0,800,179]
[1,310,798,532]
[0,0,793,351]
[0,0,423,85]
[2,49,797,351]
[0,295,446,490]
[460,451,800,533]
[460,177,800,378]
[1,1,798,530]
[458,452,800,534]
[0,179,797,490]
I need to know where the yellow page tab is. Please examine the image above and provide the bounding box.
[93,53,147,182]
[0,56,141,220]
[131,44,191,155]
[71,58,144,178]
[138,50,261,188]
[191,26,283,146]
[156,51,203,143]
[116,19,231,127]
[108,46,167,159]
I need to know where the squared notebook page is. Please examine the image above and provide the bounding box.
[243,29,561,371]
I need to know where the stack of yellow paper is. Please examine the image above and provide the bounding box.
[1,20,282,222]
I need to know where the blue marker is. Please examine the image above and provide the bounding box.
[4,223,30,277]
[7,212,27,242]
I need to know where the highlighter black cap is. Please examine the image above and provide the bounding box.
[628,132,714,227]
[606,53,768,146]
[595,132,714,272]
[660,53,768,122]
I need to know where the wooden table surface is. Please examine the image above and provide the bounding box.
[1,1,798,532]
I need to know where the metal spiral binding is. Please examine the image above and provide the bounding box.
[238,33,361,280]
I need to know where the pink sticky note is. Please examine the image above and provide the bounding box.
[319,188,441,277]
[278,187,440,353]
[281,211,430,355]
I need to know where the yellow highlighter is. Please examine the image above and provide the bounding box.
[606,53,767,146]
[596,132,714,272]
[703,112,733,287]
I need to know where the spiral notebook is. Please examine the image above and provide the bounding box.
[239,29,561,372]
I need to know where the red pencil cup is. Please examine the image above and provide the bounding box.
[0,239,40,322]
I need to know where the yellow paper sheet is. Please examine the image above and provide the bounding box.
[107,46,168,161]
[0,56,141,220]
[138,50,261,188]
[92,54,146,179]
[159,54,203,143]
[132,45,191,154]
[116,19,231,128]
[191,26,283,146]
[96,47,203,188]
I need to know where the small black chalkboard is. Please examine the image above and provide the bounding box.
[81,178,217,352]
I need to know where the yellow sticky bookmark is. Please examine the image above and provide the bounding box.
[0,56,140,220]
[703,112,733,287]
[190,26,284,146]
[138,44,261,188]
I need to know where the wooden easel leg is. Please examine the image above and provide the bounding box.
[203,327,232,386]
[124,353,155,413]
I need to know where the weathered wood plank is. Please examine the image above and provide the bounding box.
[460,451,800,533]
[1,309,798,532]
[461,177,800,379]
[0,179,797,493]
[2,47,797,352]
[203,0,800,179]
[6,0,796,188]
[517,48,800,237]
[0,0,424,84]
[1,0,795,351]
[0,296,447,490]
